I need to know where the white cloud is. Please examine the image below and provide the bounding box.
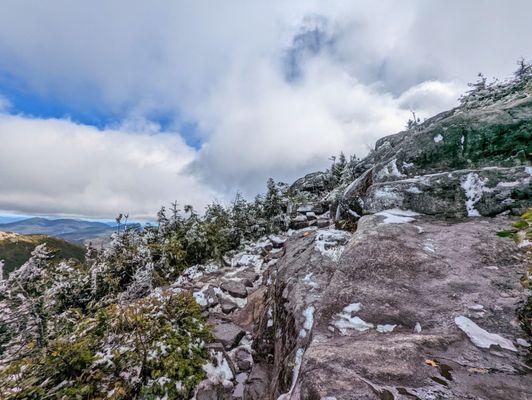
[0,114,219,219]
[397,80,466,117]
[191,57,464,195]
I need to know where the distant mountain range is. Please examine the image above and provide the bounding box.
[0,217,140,245]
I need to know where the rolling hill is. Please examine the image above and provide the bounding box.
[0,231,85,278]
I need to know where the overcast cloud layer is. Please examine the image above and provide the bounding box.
[0,0,531,219]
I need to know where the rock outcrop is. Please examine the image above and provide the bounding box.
[250,215,530,399]
[184,76,531,399]
[336,93,531,221]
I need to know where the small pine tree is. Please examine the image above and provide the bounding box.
[264,178,283,220]
[467,73,487,94]
[330,152,347,184]
[514,57,531,80]
[406,110,420,130]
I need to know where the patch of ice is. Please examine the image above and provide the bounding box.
[496,181,520,188]
[414,322,422,333]
[334,315,374,334]
[342,302,361,314]
[373,186,402,201]
[423,243,435,253]
[454,316,517,352]
[374,209,420,224]
[377,158,405,179]
[202,351,234,385]
[403,161,415,169]
[193,290,208,307]
[433,134,443,143]
[525,166,532,175]
[314,229,350,261]
[183,265,203,280]
[348,209,360,218]
[518,239,531,248]
[267,307,273,327]
[376,324,397,333]
[406,186,422,194]
[460,173,486,217]
[299,305,315,338]
[302,273,319,288]
[333,302,373,334]
[517,338,530,347]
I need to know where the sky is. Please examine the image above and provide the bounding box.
[0,0,531,220]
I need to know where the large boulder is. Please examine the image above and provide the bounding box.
[289,172,331,195]
[338,94,532,220]
[247,215,530,399]
[220,281,248,298]
[361,166,531,218]
[212,322,245,350]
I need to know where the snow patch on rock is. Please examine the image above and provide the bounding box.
[314,229,350,261]
[374,209,420,224]
[377,159,405,180]
[460,173,486,217]
[299,305,315,338]
[454,316,517,352]
[376,324,397,333]
[202,351,234,386]
[332,303,373,334]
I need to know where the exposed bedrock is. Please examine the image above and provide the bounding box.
[248,215,530,400]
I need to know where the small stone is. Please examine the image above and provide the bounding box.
[221,300,238,314]
[232,373,248,399]
[213,323,245,350]
[317,218,329,228]
[257,240,273,252]
[220,281,248,298]
[233,347,253,371]
[306,212,317,219]
[268,235,286,248]
[297,204,314,213]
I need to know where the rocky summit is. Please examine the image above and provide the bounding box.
[1,73,531,399]
[157,74,532,399]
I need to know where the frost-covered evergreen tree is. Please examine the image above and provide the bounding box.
[263,178,284,220]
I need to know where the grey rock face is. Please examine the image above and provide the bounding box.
[220,300,238,314]
[337,94,532,221]
[196,379,232,400]
[359,166,531,218]
[290,172,330,195]
[248,215,530,399]
[186,83,531,399]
